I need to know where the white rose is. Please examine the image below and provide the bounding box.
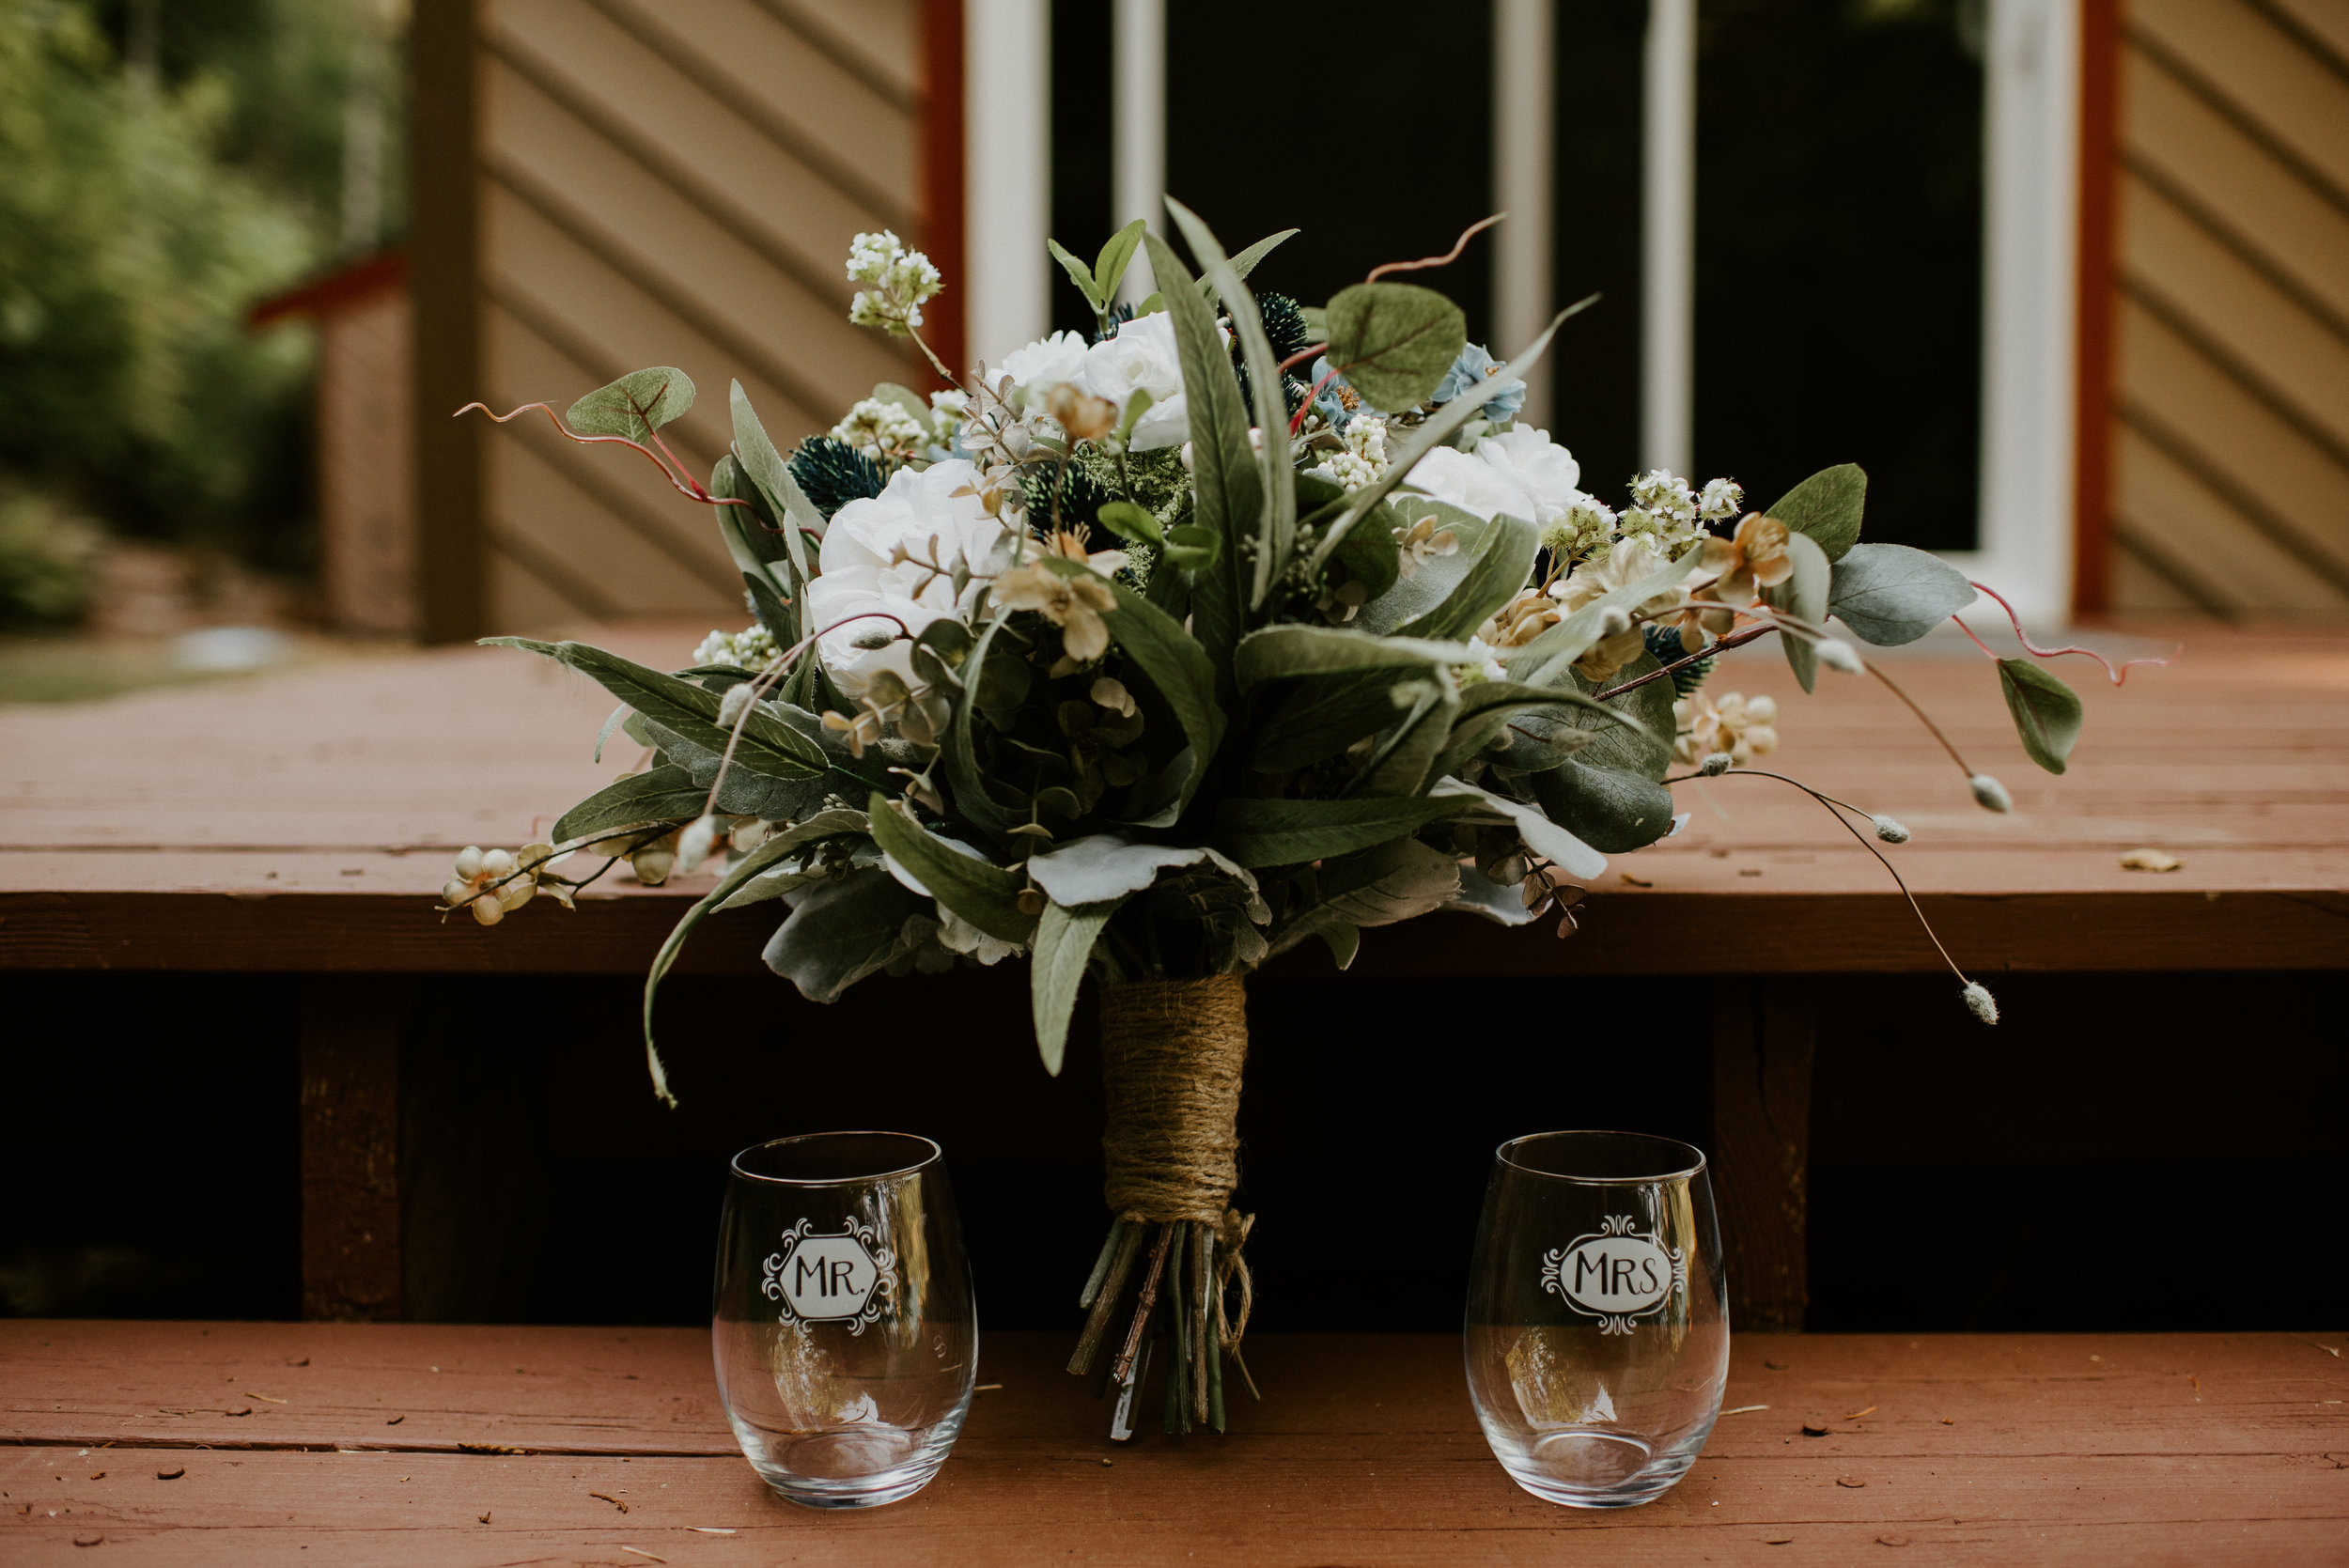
[994,330,1088,393]
[1411,427,1587,525]
[807,458,1004,693]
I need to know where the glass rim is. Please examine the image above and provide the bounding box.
[1495,1129,1708,1185]
[729,1130,942,1187]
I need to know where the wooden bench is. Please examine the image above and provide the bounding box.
[4,624,2345,1330]
[5,1320,2344,1562]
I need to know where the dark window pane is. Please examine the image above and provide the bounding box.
[1695,0,1985,549]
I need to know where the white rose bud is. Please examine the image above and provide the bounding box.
[1968,773,2013,814]
[1962,981,1999,1025]
[442,877,473,906]
[1872,815,1910,844]
[454,846,485,880]
[1817,638,1862,675]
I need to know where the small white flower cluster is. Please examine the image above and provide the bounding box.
[832,396,928,459]
[1311,415,1392,491]
[928,388,969,444]
[692,623,778,669]
[845,229,942,336]
[1540,495,1618,560]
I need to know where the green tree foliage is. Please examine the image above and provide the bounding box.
[0,0,388,600]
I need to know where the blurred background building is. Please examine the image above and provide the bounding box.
[2,0,2343,655]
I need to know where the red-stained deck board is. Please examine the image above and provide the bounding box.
[3,1323,2344,1565]
[4,624,2346,973]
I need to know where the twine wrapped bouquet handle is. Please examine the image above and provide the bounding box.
[1069,974,1258,1423]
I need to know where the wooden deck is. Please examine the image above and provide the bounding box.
[5,623,2345,975]
[5,1322,2343,1564]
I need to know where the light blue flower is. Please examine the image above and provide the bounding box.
[1435,343,1526,423]
[1308,356,1361,429]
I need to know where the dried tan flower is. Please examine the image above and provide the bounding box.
[993,562,1116,661]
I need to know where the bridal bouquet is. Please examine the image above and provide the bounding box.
[444,201,2127,1435]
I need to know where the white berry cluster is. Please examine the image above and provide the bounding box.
[692,623,778,669]
[443,843,567,925]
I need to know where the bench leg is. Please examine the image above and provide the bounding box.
[299,978,405,1322]
[1711,976,1815,1332]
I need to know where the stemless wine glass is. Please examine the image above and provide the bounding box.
[713,1132,976,1509]
[1465,1130,1728,1508]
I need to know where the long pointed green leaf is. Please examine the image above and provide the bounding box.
[864,796,1036,942]
[1214,794,1484,867]
[553,765,708,844]
[1393,510,1539,641]
[1167,197,1295,609]
[730,380,817,585]
[485,638,830,783]
[1232,625,1472,691]
[641,831,802,1107]
[1032,897,1126,1075]
[1048,238,1105,309]
[941,616,1026,843]
[1304,294,1595,580]
[1095,219,1148,301]
[1142,233,1256,675]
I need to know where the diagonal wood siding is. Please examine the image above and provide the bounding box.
[2110,0,2349,616]
[471,0,926,628]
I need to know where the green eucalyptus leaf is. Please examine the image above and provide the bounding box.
[1095,219,1148,301]
[708,454,789,594]
[568,366,695,442]
[1997,658,2083,774]
[1348,671,1461,798]
[1214,794,1481,868]
[743,569,794,648]
[864,797,1035,943]
[1097,499,1163,545]
[1164,522,1222,569]
[552,765,708,845]
[1531,761,1679,853]
[1427,680,1648,781]
[762,866,937,1004]
[1828,543,1978,645]
[1394,508,1538,641]
[1767,530,1833,693]
[1354,501,1499,635]
[1764,463,1867,563]
[1032,896,1127,1076]
[942,619,1028,844]
[1305,295,1593,581]
[1322,282,1467,411]
[1248,667,1424,772]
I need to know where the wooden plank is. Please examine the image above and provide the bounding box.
[1712,978,1814,1333]
[3,1327,2342,1564]
[3,631,2346,972]
[298,980,406,1323]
